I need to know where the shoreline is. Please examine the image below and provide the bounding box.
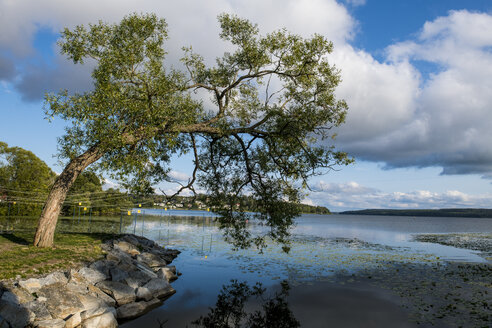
[0,234,180,328]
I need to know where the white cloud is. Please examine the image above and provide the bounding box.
[307,181,492,211]
[332,10,492,177]
[1,3,491,180]
[168,170,190,182]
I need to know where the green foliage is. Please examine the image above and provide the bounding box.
[46,13,352,251]
[0,142,56,216]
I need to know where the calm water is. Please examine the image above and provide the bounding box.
[122,211,492,327]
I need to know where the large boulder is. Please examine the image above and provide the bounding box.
[25,300,52,321]
[136,252,168,268]
[95,281,135,306]
[0,298,34,328]
[36,282,85,319]
[34,318,65,328]
[156,267,178,282]
[116,298,161,320]
[80,307,117,328]
[77,267,107,285]
[143,279,175,299]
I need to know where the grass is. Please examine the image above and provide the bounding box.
[0,232,114,280]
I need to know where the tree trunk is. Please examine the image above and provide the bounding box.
[33,145,103,247]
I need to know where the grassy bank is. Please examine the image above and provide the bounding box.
[0,232,112,280]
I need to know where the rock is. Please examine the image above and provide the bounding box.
[77,267,107,284]
[7,288,34,304]
[110,267,129,282]
[0,314,9,328]
[78,294,107,311]
[87,285,116,308]
[143,279,175,299]
[80,306,116,321]
[0,299,34,328]
[136,252,168,268]
[116,299,161,320]
[165,265,177,274]
[136,287,153,301]
[36,282,85,319]
[80,311,117,328]
[106,249,133,265]
[0,292,18,305]
[89,260,112,277]
[64,312,82,328]
[121,235,140,246]
[95,281,135,306]
[18,278,42,294]
[114,240,138,253]
[42,271,68,286]
[125,269,154,289]
[34,318,65,328]
[133,262,158,278]
[25,301,52,321]
[156,267,178,282]
[66,282,88,295]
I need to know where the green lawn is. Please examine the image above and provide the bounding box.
[0,232,113,280]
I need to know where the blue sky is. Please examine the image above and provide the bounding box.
[1,0,492,211]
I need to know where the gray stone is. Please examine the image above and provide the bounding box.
[18,278,42,294]
[7,288,34,304]
[80,311,117,328]
[110,267,129,282]
[25,301,52,321]
[136,287,153,301]
[64,312,82,328]
[80,306,116,321]
[78,294,107,311]
[133,262,158,278]
[89,260,112,277]
[34,318,65,328]
[0,292,18,305]
[0,314,9,328]
[87,285,116,307]
[137,252,168,268]
[66,282,88,295]
[116,299,160,320]
[78,267,107,284]
[166,265,177,274]
[125,270,154,289]
[36,282,85,319]
[95,281,135,306]
[143,279,175,299]
[0,299,33,328]
[106,249,133,265]
[41,271,68,286]
[114,240,137,253]
[156,267,178,282]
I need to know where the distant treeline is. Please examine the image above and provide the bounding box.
[339,208,492,218]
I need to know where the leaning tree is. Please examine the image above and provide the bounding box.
[33,13,351,248]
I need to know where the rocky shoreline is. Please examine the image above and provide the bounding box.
[0,234,180,328]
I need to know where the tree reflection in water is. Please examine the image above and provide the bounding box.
[191,280,300,328]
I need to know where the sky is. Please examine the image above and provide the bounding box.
[0,0,492,211]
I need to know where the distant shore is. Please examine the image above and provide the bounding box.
[339,208,492,218]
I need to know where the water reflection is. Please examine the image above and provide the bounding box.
[186,280,299,328]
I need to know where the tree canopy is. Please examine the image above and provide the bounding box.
[34,13,351,249]
[0,142,56,216]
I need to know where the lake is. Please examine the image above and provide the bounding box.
[121,211,492,327]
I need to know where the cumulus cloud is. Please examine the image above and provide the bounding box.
[333,10,492,177]
[0,0,355,101]
[168,170,191,182]
[1,2,491,180]
[0,55,15,81]
[307,180,492,211]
